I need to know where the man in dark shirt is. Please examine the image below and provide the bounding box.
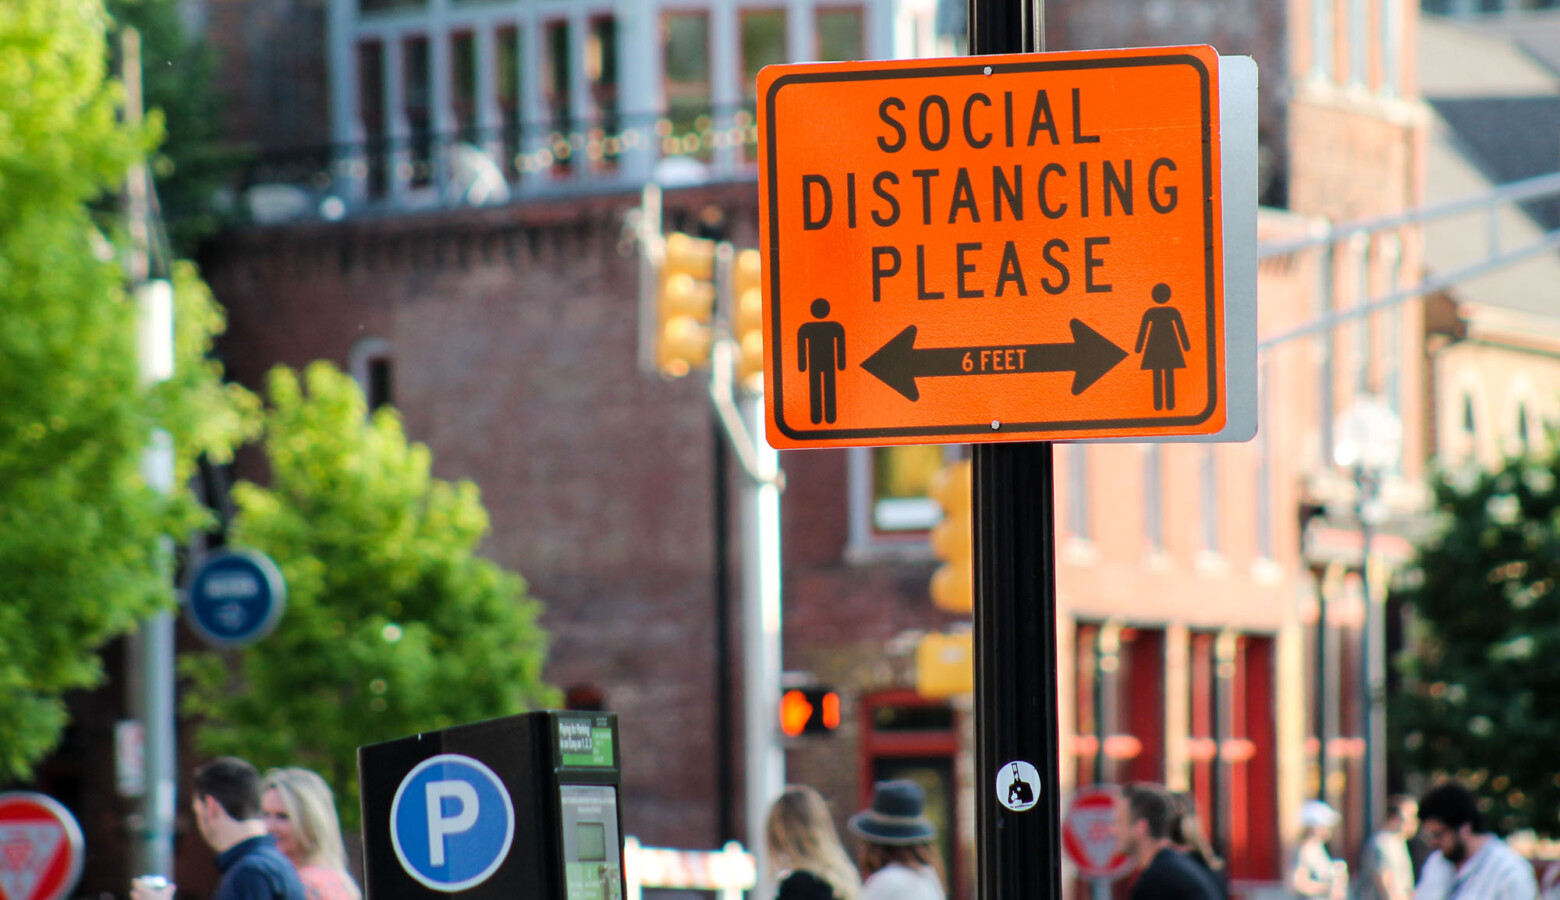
[1114,782,1223,900]
[132,757,305,900]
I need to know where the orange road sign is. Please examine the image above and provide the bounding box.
[757,46,1226,449]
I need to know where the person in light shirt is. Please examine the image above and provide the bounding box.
[1412,782,1537,900]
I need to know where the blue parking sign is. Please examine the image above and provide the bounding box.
[390,754,516,892]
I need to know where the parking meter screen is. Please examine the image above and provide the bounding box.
[559,785,622,900]
[576,823,606,862]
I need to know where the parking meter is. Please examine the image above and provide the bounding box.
[358,710,624,900]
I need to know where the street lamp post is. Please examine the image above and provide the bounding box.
[1332,396,1402,848]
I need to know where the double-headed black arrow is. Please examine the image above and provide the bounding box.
[860,318,1129,402]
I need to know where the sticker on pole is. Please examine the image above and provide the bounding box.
[390,754,516,892]
[996,760,1041,812]
[0,793,85,900]
[1062,785,1131,880]
[757,46,1228,448]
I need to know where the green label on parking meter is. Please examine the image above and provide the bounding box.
[557,716,615,768]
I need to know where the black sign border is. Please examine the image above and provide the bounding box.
[763,52,1220,442]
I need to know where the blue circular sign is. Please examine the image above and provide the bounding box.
[185,550,286,647]
[390,754,515,892]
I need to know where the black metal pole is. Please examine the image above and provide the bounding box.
[970,4,1054,898]
[974,443,1061,900]
[712,412,736,843]
[967,3,1067,892]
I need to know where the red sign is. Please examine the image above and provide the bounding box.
[1062,785,1130,881]
[0,794,84,900]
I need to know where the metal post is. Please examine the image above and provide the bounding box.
[969,3,1053,897]
[1315,578,1328,803]
[712,413,736,843]
[974,444,1061,900]
[1358,472,1381,846]
[124,28,178,880]
[738,393,783,898]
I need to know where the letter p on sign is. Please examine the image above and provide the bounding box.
[424,780,479,866]
[390,754,516,892]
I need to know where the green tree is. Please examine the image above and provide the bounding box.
[108,0,242,256]
[1394,449,1560,835]
[0,0,259,781]
[183,363,556,828]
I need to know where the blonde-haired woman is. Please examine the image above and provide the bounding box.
[261,768,361,900]
[766,785,861,900]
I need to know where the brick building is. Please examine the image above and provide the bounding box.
[33,0,1460,897]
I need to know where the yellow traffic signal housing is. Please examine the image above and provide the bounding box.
[732,248,764,387]
[657,232,717,376]
[928,459,972,613]
[916,630,973,698]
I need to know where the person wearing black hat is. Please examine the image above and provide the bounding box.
[848,780,946,900]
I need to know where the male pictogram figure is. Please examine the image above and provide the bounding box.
[1134,282,1191,411]
[798,298,846,424]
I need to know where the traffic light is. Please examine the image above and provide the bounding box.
[779,686,841,737]
[916,630,973,698]
[928,459,973,613]
[732,248,764,388]
[656,231,717,377]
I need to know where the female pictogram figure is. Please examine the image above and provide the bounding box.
[798,298,846,424]
[1134,282,1191,411]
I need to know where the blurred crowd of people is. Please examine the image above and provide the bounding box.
[130,757,359,900]
[767,779,948,900]
[1288,782,1538,900]
[121,758,1543,900]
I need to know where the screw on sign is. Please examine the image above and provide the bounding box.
[1062,786,1130,881]
[0,794,84,900]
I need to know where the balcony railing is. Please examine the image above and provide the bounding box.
[234,104,761,225]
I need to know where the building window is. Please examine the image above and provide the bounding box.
[816,7,865,62]
[872,445,945,533]
[1353,238,1371,393]
[404,36,432,186]
[1380,0,1401,95]
[1256,363,1273,560]
[588,17,620,170]
[1348,0,1368,86]
[1312,0,1335,81]
[351,337,394,411]
[741,9,787,163]
[1068,445,1090,542]
[1144,445,1163,552]
[1073,624,1165,786]
[452,31,479,145]
[663,12,711,160]
[1384,235,1403,420]
[544,20,572,176]
[1318,245,1336,467]
[1201,448,1219,555]
[361,0,423,15]
[358,41,387,196]
[497,26,522,179]
[1517,403,1531,454]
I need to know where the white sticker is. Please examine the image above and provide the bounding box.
[996,760,1041,812]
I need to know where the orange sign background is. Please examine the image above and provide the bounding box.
[758,46,1225,449]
